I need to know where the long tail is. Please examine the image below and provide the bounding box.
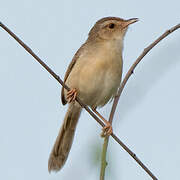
[48,103,82,172]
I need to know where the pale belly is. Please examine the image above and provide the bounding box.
[66,56,122,108]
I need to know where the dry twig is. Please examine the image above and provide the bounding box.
[100,23,180,180]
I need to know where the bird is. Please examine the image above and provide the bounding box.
[48,16,138,172]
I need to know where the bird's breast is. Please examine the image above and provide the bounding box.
[80,51,122,107]
[66,42,123,107]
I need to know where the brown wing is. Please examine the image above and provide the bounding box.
[61,43,86,105]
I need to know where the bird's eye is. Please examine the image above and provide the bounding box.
[108,23,115,29]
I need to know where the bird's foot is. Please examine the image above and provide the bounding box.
[67,88,77,103]
[101,121,113,137]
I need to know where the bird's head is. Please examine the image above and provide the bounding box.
[88,17,138,42]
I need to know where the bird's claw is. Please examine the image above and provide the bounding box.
[101,122,113,137]
[67,88,77,103]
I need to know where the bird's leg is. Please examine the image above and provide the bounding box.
[67,88,77,103]
[92,107,113,137]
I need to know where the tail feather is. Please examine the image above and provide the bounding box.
[48,103,82,172]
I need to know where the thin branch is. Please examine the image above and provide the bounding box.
[100,23,180,180]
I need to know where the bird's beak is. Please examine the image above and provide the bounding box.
[123,18,139,28]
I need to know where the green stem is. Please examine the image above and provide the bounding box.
[100,137,109,180]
